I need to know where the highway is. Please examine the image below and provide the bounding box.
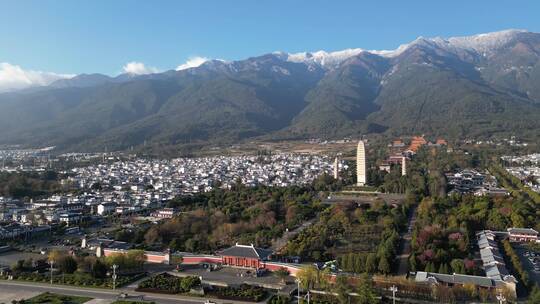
[0,280,259,304]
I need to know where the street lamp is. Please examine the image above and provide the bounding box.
[49,260,54,284]
[389,285,398,304]
[112,264,118,290]
[295,278,301,304]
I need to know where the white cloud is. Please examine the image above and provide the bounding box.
[176,56,210,71]
[122,61,159,75]
[0,62,75,92]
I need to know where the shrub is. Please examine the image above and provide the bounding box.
[208,284,267,302]
[269,295,291,304]
[137,273,200,294]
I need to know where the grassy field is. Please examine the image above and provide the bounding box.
[23,292,92,304]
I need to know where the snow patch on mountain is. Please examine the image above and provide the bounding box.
[277,29,529,68]
[280,48,365,68]
[447,29,526,55]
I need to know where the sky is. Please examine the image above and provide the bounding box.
[1,0,540,90]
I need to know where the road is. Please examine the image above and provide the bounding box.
[514,245,540,286]
[395,204,418,276]
[0,280,262,304]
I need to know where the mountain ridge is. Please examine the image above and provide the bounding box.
[1,29,539,152]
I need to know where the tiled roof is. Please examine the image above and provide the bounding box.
[507,227,538,235]
[219,243,272,260]
[415,272,496,288]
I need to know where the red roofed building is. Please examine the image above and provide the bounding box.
[407,136,427,153]
[436,139,448,145]
[219,243,273,269]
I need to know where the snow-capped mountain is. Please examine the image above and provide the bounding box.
[447,29,527,55]
[276,48,365,69]
[273,29,529,69]
[0,29,539,151]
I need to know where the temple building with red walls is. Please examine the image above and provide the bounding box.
[181,243,303,276]
[218,243,273,269]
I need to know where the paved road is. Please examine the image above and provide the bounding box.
[395,204,418,276]
[514,245,540,285]
[0,280,260,304]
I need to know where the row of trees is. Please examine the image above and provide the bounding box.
[491,165,540,232]
[44,249,144,277]
[144,176,337,252]
[6,250,145,288]
[284,200,406,274]
[295,269,379,304]
[337,228,399,275]
[501,240,532,289]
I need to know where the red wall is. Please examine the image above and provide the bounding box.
[180,255,303,277]
[182,255,222,264]
[222,256,261,268]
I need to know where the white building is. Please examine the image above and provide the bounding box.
[356,140,366,186]
[97,202,116,215]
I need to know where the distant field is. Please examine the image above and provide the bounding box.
[194,139,359,157]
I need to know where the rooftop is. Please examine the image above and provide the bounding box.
[219,243,273,260]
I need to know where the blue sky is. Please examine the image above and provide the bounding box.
[1,0,540,77]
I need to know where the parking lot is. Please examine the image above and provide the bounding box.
[173,264,295,293]
[515,245,540,285]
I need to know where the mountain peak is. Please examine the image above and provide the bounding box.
[371,29,530,59]
[278,48,365,69]
[447,29,527,53]
[276,29,532,67]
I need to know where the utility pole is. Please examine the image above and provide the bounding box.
[390,285,398,304]
[49,260,54,284]
[112,264,118,290]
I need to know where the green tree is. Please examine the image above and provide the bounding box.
[438,263,449,274]
[378,256,391,274]
[450,259,465,274]
[356,274,379,304]
[91,259,107,278]
[296,266,318,289]
[409,253,417,272]
[335,275,351,304]
[125,249,145,269]
[57,255,78,274]
[180,276,201,292]
[425,262,435,272]
[365,253,378,273]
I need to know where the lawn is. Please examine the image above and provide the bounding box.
[23,292,92,304]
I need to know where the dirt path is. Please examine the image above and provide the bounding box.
[271,218,316,252]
